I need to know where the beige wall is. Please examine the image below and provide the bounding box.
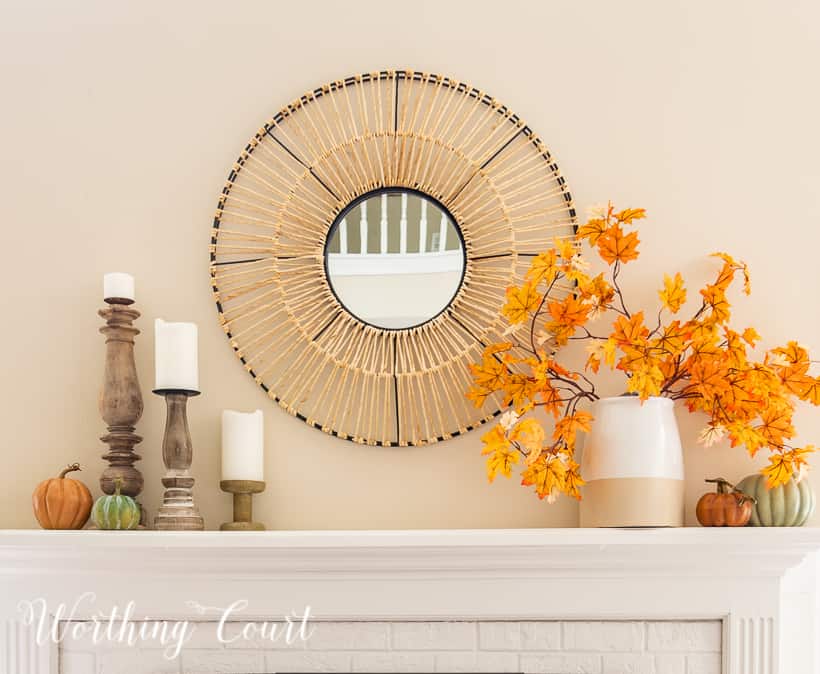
[0,0,818,530]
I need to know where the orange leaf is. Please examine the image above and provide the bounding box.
[547,295,591,329]
[597,224,640,265]
[612,311,649,346]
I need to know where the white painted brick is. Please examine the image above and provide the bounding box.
[521,621,562,650]
[221,621,307,650]
[392,621,476,650]
[435,651,520,672]
[521,653,602,674]
[307,621,389,650]
[647,622,721,653]
[655,654,686,674]
[97,649,181,674]
[61,619,197,653]
[352,651,435,673]
[265,650,352,672]
[602,653,655,674]
[60,619,722,673]
[564,622,644,652]
[178,622,224,650]
[479,621,521,650]
[685,653,721,674]
[181,649,265,673]
[61,651,95,674]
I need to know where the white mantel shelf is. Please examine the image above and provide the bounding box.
[1,528,819,673]
[0,527,819,578]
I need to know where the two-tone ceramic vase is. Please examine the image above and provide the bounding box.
[580,396,684,527]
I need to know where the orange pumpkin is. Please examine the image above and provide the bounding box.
[32,463,93,529]
[696,477,754,527]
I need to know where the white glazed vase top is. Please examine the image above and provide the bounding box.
[580,395,685,527]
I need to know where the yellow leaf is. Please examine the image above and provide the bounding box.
[615,207,647,224]
[757,405,795,446]
[527,249,559,285]
[626,364,665,400]
[521,456,567,500]
[467,355,507,407]
[654,321,689,356]
[725,421,768,456]
[700,285,731,323]
[576,218,608,245]
[510,418,545,453]
[741,327,761,347]
[480,425,518,482]
[800,377,820,405]
[586,340,617,373]
[553,410,594,446]
[658,272,686,313]
[772,341,810,370]
[762,452,796,489]
[554,237,577,261]
[502,282,541,324]
[563,460,586,500]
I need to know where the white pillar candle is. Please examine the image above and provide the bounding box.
[103,272,135,301]
[154,318,199,391]
[221,410,264,481]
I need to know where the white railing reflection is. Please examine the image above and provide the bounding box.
[330,194,461,277]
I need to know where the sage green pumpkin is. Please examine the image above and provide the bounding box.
[736,474,816,527]
[92,480,140,530]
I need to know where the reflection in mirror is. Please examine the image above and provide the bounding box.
[325,190,465,329]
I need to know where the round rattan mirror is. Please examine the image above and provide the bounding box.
[210,70,576,446]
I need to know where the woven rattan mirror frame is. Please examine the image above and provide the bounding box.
[210,70,576,447]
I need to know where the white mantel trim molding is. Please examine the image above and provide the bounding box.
[0,528,818,674]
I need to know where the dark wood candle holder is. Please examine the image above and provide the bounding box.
[99,297,145,522]
[153,389,204,531]
[220,480,265,531]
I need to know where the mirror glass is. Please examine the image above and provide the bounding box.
[325,190,465,329]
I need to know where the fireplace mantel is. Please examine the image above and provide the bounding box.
[0,528,818,577]
[1,528,819,673]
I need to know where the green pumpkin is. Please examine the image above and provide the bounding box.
[736,474,816,527]
[92,479,140,530]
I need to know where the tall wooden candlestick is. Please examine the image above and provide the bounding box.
[98,298,144,510]
[153,389,204,531]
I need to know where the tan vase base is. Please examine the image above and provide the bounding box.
[580,477,685,527]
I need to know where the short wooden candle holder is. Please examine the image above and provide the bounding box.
[153,389,204,531]
[220,480,265,531]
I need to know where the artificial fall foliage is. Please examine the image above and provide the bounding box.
[467,204,819,502]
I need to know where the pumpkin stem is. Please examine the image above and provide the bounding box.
[705,477,733,494]
[705,477,757,504]
[113,477,123,496]
[58,463,82,479]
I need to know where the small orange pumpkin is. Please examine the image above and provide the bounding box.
[696,477,755,527]
[32,463,93,529]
